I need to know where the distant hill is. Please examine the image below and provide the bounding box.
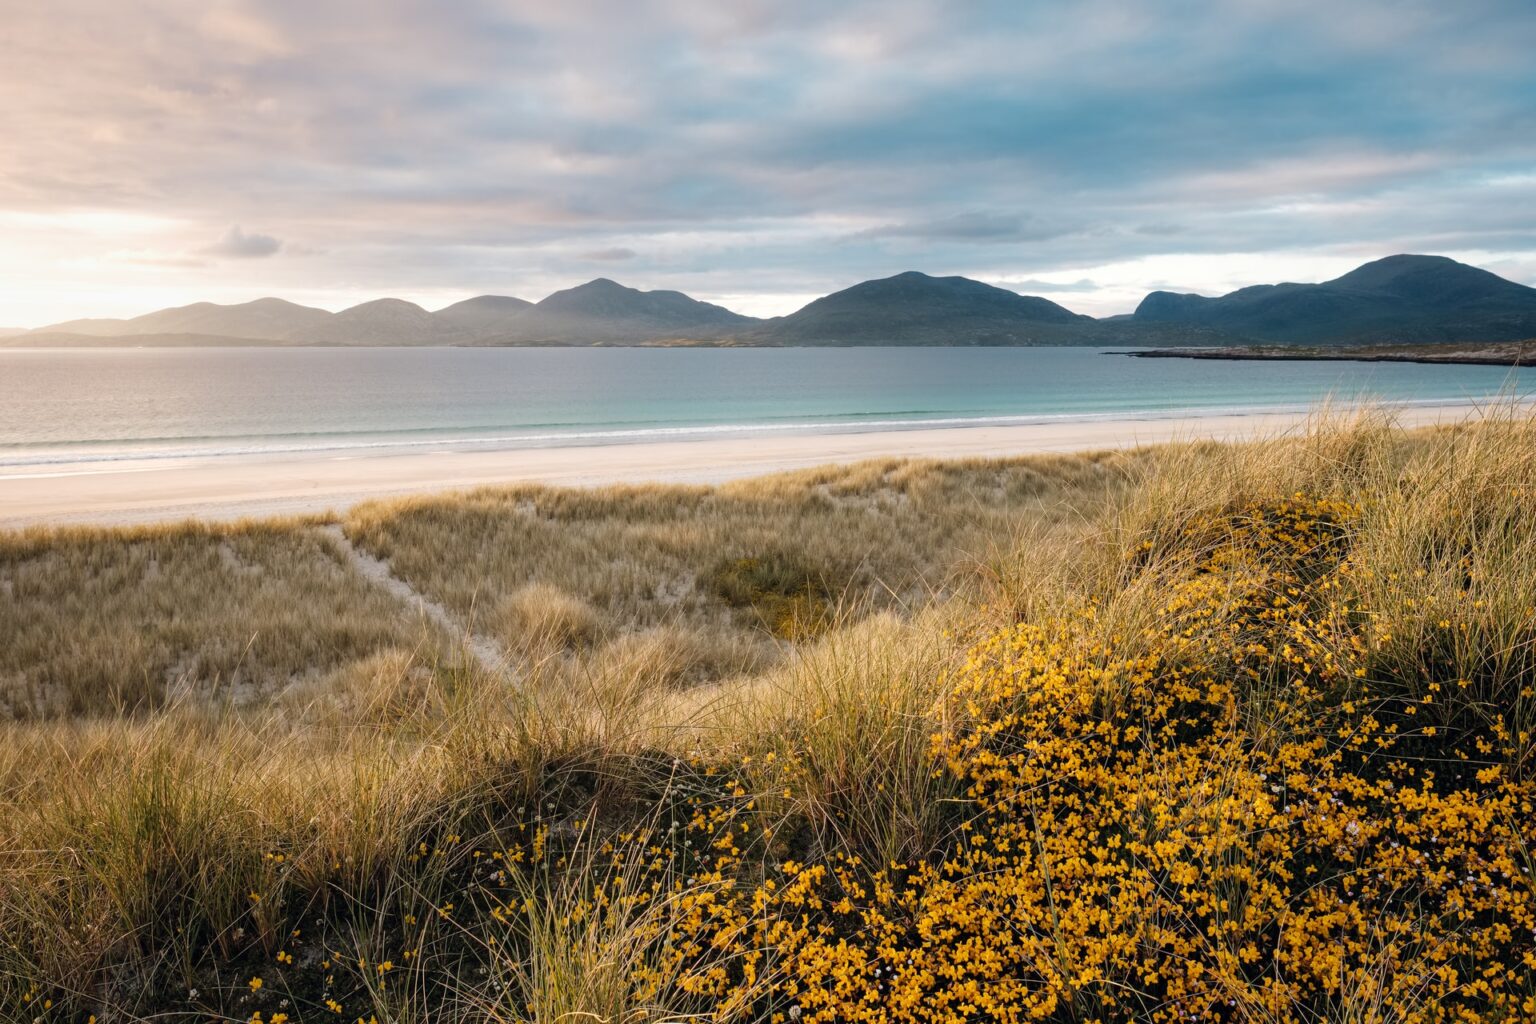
[25,295,497,345]
[298,298,456,345]
[13,256,1535,348]
[433,295,534,336]
[1132,255,1536,344]
[478,278,757,344]
[33,298,332,342]
[23,280,755,346]
[749,271,1094,345]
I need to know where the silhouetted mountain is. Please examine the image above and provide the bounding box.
[473,278,756,343]
[15,255,1534,348]
[294,298,455,345]
[24,317,129,337]
[751,271,1095,345]
[34,297,332,341]
[21,283,755,346]
[1132,255,1536,344]
[536,278,750,325]
[433,295,534,336]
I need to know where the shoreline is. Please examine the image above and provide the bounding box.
[0,397,1483,470]
[0,402,1511,529]
[1129,340,1535,367]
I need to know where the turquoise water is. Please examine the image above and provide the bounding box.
[0,346,1530,467]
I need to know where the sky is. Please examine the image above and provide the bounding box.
[2,0,1535,326]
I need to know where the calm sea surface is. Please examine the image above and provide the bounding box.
[0,346,1531,467]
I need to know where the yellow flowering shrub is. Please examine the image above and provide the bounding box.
[672,497,1536,1023]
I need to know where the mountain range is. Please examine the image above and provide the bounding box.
[1131,255,1536,345]
[10,255,1536,349]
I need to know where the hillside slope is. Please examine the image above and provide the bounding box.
[1133,254,1536,344]
[750,270,1095,345]
[474,278,759,344]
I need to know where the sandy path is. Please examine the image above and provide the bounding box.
[0,403,1513,529]
[317,524,506,673]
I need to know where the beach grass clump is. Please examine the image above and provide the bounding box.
[707,552,842,640]
[0,519,447,720]
[0,411,1533,1022]
[499,582,608,656]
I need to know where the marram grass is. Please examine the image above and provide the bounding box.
[1,409,1534,1023]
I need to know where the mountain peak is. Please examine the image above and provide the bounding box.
[1329,254,1457,286]
[815,271,1084,314]
[766,270,1088,345]
[528,279,751,333]
[536,278,639,314]
[435,294,532,313]
[1328,253,1526,300]
[245,296,314,309]
[290,297,442,345]
[339,297,429,315]
[432,295,534,338]
[1132,254,1536,344]
[1133,290,1211,320]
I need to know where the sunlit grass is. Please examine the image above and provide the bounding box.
[1,408,1533,1022]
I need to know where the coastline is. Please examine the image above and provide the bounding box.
[1129,340,1535,366]
[0,401,1508,529]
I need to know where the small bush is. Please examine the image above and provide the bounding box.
[499,582,606,655]
[709,553,841,640]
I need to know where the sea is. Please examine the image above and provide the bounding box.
[0,346,1531,468]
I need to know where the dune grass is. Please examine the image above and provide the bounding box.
[340,452,1130,683]
[0,520,451,720]
[0,453,1128,723]
[0,410,1533,1023]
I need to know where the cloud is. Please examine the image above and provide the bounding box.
[198,5,294,59]
[997,278,1100,294]
[1,0,1535,324]
[854,212,1075,244]
[581,246,638,261]
[119,253,211,269]
[202,226,283,259]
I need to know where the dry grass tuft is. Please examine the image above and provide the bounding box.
[499,581,607,656]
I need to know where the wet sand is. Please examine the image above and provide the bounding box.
[0,403,1504,528]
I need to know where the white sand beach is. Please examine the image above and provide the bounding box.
[0,403,1505,529]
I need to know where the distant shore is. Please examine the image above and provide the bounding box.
[0,402,1510,529]
[1129,339,1534,366]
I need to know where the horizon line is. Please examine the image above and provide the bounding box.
[6,251,1483,332]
